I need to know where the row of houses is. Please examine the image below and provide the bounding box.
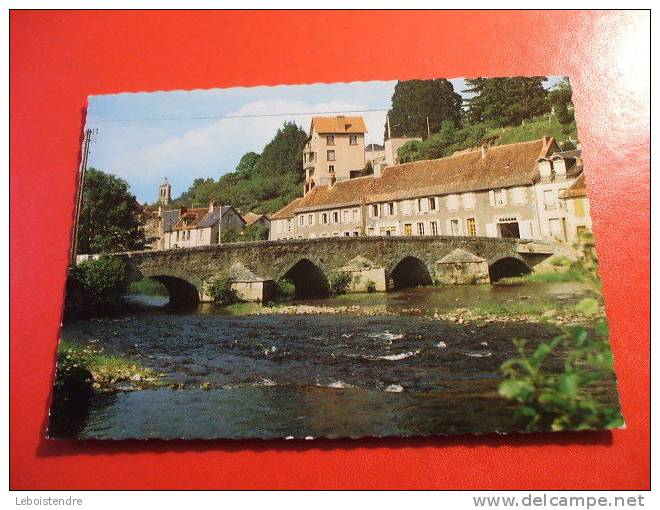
[142,196,270,250]
[271,127,591,243]
[143,116,591,249]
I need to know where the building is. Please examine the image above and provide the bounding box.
[158,177,171,205]
[242,212,271,229]
[270,137,585,243]
[303,116,367,194]
[160,201,245,249]
[534,150,584,242]
[562,172,592,242]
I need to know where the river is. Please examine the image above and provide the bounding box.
[53,282,619,440]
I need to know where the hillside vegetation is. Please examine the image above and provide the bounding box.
[173,78,577,214]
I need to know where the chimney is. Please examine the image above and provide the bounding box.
[481,145,487,159]
[209,200,217,212]
[542,136,551,146]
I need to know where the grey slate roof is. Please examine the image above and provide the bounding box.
[161,210,180,233]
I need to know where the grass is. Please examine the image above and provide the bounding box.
[57,339,161,388]
[486,116,577,147]
[128,278,168,296]
[498,268,587,285]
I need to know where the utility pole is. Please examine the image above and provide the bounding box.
[70,127,97,266]
[386,115,391,140]
[426,116,431,139]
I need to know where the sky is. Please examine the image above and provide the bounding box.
[85,77,563,203]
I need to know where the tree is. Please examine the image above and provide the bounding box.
[464,77,550,126]
[172,121,308,215]
[384,79,463,140]
[548,79,575,126]
[77,168,147,254]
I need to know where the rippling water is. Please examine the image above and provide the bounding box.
[55,283,617,439]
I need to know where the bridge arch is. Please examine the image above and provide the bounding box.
[136,274,201,307]
[390,256,433,290]
[282,258,329,298]
[488,256,532,282]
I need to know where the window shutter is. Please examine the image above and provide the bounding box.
[519,221,534,239]
[446,220,452,235]
[485,223,498,238]
[502,189,508,206]
[489,190,495,206]
[458,220,464,236]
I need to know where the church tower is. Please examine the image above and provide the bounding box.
[158,178,171,206]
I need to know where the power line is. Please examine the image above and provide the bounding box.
[87,107,391,124]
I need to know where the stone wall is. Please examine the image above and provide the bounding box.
[116,236,554,304]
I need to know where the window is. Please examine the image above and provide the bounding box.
[402,200,413,215]
[450,219,460,236]
[329,165,335,173]
[446,194,460,211]
[333,232,340,237]
[326,134,335,145]
[574,198,586,217]
[299,215,305,226]
[430,221,439,236]
[343,210,350,223]
[352,209,359,222]
[417,198,429,213]
[322,213,329,224]
[466,218,477,236]
[332,211,339,223]
[349,134,358,145]
[344,231,350,236]
[494,189,507,206]
[417,222,425,236]
[386,202,395,216]
[353,231,360,236]
[327,150,335,161]
[308,214,314,226]
[371,204,380,218]
[461,193,476,210]
[429,197,437,211]
[544,189,557,210]
[404,223,413,236]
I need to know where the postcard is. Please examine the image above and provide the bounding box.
[48,77,623,440]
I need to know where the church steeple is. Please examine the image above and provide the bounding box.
[159,178,171,205]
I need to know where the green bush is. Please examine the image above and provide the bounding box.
[128,278,168,296]
[365,280,377,293]
[329,272,352,295]
[498,234,622,431]
[209,275,237,304]
[550,255,572,267]
[275,278,295,299]
[65,256,130,318]
[498,321,623,431]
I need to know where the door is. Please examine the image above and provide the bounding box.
[498,222,520,239]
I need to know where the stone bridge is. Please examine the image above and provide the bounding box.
[107,236,555,305]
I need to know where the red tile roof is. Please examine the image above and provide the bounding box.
[562,173,587,198]
[270,197,305,220]
[172,207,211,230]
[311,116,367,134]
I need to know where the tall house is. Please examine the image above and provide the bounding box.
[303,116,367,195]
[159,177,171,205]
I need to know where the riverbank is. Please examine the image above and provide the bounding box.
[57,339,165,391]
[221,285,602,327]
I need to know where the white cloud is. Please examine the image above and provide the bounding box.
[98,98,387,201]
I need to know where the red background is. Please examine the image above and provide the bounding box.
[10,10,650,490]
